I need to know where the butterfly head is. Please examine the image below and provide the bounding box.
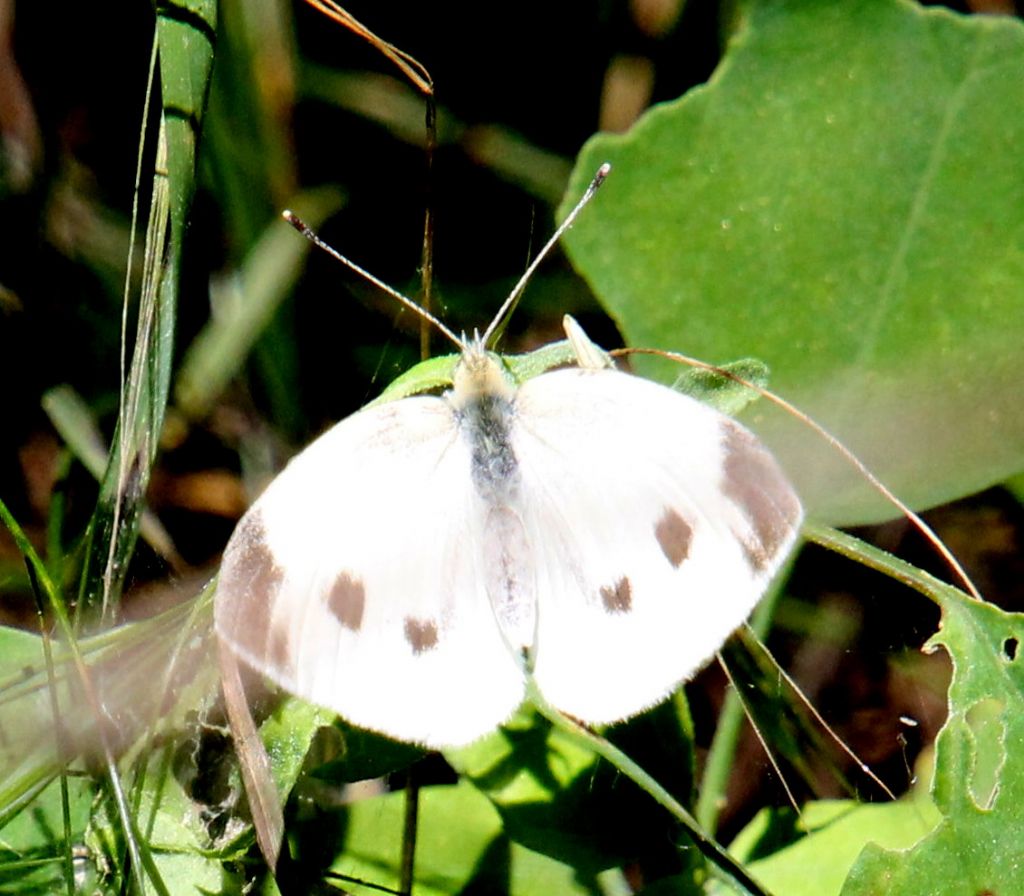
[450,332,514,409]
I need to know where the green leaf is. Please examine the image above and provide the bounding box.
[0,776,93,895]
[668,358,769,417]
[309,720,424,784]
[158,0,218,231]
[85,746,226,896]
[447,704,698,878]
[702,795,941,896]
[563,0,1024,524]
[258,699,336,808]
[503,340,581,383]
[370,352,461,405]
[718,630,858,803]
[841,589,1024,895]
[325,781,596,896]
[446,709,615,870]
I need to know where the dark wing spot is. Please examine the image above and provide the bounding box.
[655,509,693,568]
[219,511,289,666]
[327,572,365,632]
[600,577,633,614]
[720,421,802,571]
[404,617,439,654]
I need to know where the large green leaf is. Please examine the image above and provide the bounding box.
[563,0,1024,524]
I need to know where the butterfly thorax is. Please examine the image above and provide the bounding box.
[448,347,520,505]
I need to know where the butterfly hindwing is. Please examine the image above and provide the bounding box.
[511,367,803,724]
[214,396,525,747]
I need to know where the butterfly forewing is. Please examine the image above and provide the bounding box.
[511,367,802,724]
[214,396,525,747]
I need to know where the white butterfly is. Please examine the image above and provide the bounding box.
[214,169,803,748]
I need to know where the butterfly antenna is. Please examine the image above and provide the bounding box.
[480,162,611,349]
[282,211,464,351]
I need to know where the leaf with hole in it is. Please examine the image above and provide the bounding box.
[563,0,1024,524]
[839,589,1024,895]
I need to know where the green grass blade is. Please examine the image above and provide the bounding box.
[78,2,216,622]
[41,385,182,569]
